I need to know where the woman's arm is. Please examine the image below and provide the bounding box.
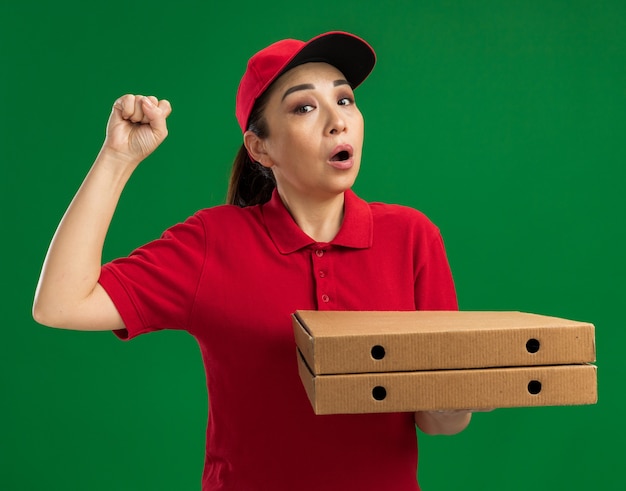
[32,95,172,331]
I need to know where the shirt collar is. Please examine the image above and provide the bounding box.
[261,188,373,254]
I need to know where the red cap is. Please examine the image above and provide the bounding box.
[235,31,376,133]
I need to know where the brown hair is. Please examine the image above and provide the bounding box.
[226,90,276,207]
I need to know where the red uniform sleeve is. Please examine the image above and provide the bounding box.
[413,230,459,311]
[98,213,207,340]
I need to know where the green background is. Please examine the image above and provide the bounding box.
[2,0,624,489]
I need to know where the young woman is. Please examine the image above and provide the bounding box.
[33,31,473,490]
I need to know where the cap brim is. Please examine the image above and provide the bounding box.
[281,32,376,89]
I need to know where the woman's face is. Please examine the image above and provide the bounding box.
[249,62,364,202]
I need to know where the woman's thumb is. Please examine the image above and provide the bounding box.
[142,97,171,135]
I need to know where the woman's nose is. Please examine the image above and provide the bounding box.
[326,107,347,135]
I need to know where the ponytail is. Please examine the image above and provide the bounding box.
[226,89,275,207]
[226,145,276,207]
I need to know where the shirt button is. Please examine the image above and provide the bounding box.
[315,249,324,257]
[321,294,330,303]
[319,270,326,278]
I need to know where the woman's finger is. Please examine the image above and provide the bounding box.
[131,95,146,123]
[114,94,136,120]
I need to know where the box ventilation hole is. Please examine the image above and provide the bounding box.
[371,345,386,360]
[372,386,387,401]
[527,380,542,395]
[526,338,540,353]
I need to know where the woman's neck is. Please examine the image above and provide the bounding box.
[278,189,346,243]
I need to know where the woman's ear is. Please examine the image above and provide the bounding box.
[243,131,272,168]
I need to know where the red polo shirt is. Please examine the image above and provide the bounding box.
[99,188,457,491]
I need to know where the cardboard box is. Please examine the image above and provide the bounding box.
[293,310,596,373]
[292,311,597,415]
[297,351,597,414]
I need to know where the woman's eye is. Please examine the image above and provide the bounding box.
[338,97,354,106]
[295,104,314,114]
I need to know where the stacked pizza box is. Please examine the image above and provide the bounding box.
[292,311,597,415]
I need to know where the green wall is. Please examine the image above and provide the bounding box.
[2,0,624,489]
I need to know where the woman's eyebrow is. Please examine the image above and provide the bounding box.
[282,84,314,100]
[281,79,351,101]
[333,79,350,87]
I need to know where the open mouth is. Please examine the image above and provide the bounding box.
[330,150,351,162]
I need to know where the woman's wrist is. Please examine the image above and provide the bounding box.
[93,146,142,184]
